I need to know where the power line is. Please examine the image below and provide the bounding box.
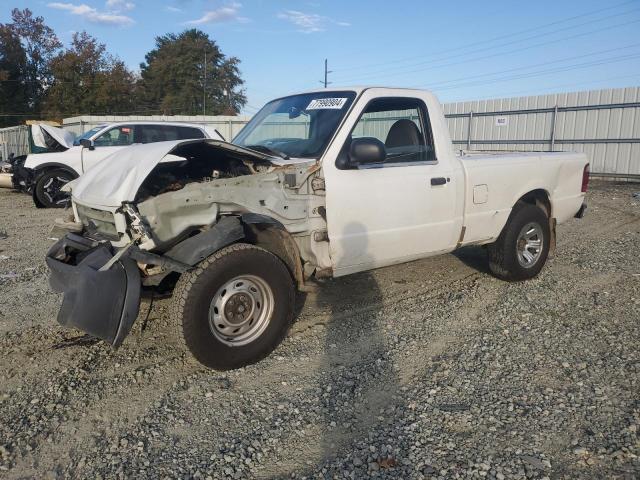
[332,0,639,74]
[444,72,640,102]
[427,53,640,93]
[333,12,640,84]
[421,42,640,90]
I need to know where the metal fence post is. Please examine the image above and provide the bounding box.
[467,111,474,150]
[550,105,558,151]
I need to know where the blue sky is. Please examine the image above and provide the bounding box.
[3,0,640,115]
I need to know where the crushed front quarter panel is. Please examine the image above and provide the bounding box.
[136,162,332,271]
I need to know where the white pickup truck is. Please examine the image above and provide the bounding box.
[46,87,589,370]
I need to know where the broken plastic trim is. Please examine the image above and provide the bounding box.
[46,234,141,348]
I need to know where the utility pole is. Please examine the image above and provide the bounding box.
[203,50,207,116]
[319,58,332,88]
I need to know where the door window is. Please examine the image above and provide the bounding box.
[177,126,206,139]
[350,97,436,164]
[136,125,208,143]
[138,125,177,143]
[93,126,134,147]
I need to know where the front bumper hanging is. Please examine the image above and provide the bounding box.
[46,233,141,347]
[11,162,35,192]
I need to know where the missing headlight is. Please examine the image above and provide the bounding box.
[76,204,119,241]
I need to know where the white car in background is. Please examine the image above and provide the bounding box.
[12,122,223,208]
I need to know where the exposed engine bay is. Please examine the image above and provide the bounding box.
[64,138,334,290]
[135,141,273,202]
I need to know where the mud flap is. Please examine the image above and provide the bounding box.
[46,235,141,347]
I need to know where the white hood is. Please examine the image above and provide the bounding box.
[70,139,275,208]
[32,124,75,150]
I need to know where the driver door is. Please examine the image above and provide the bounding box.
[323,92,461,276]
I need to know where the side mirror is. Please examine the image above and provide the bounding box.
[80,138,95,150]
[350,137,386,166]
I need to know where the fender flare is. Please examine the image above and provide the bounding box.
[240,213,305,289]
[164,216,245,266]
[163,214,305,290]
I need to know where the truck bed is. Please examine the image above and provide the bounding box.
[458,150,587,247]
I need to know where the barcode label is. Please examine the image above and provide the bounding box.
[306,98,348,110]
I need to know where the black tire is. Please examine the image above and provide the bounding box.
[487,202,550,281]
[170,243,296,370]
[34,168,74,208]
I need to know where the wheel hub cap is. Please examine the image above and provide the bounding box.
[516,222,543,268]
[223,292,254,324]
[209,275,274,346]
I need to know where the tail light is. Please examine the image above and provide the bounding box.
[581,164,590,193]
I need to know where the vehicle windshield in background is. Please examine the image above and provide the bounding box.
[73,126,104,146]
[233,91,357,159]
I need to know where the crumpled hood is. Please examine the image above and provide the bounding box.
[70,139,286,208]
[32,124,75,150]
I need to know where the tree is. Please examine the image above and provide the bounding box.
[43,32,136,117]
[0,25,29,127]
[138,29,246,115]
[7,8,62,113]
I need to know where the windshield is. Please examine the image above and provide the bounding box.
[73,126,105,146]
[234,91,357,159]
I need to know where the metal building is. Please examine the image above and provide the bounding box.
[443,86,640,179]
[0,126,30,161]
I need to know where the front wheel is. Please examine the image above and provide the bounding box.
[34,168,74,208]
[487,202,550,281]
[170,243,296,370]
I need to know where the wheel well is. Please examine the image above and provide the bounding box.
[242,223,305,290]
[516,189,556,252]
[518,189,551,217]
[34,164,79,179]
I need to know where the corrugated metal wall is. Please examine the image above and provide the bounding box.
[0,126,30,161]
[62,115,253,141]
[443,86,640,177]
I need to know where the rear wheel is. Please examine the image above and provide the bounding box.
[487,202,550,281]
[34,168,74,208]
[170,243,296,370]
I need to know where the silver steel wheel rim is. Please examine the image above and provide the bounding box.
[208,275,275,346]
[516,222,544,268]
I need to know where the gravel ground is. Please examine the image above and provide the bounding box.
[0,182,639,479]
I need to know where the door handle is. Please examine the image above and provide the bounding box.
[431,177,448,186]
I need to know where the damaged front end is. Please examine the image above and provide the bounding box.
[46,234,141,347]
[46,139,330,347]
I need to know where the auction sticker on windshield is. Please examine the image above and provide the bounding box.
[306,98,348,110]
